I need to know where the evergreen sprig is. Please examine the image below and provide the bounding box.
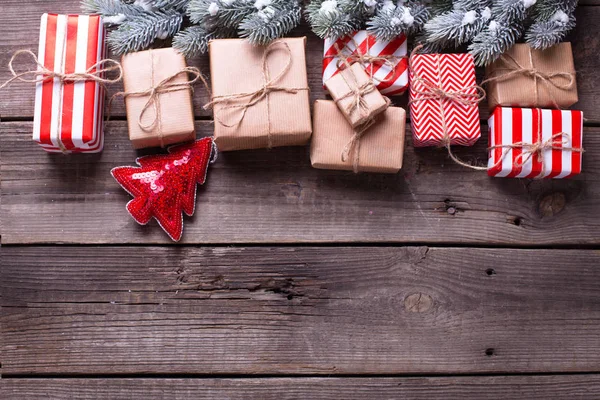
[107,8,184,55]
[83,0,303,56]
[239,2,302,45]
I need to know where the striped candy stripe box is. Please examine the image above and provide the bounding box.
[33,13,106,153]
[323,31,408,96]
[409,53,480,147]
[488,107,584,179]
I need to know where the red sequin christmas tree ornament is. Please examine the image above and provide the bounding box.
[111,138,215,241]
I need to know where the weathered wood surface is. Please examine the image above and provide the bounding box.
[3,376,600,399]
[2,121,599,245]
[0,1,599,122]
[3,246,600,374]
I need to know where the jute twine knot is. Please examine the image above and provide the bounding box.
[0,49,123,90]
[110,60,208,148]
[408,44,487,170]
[482,51,575,109]
[324,37,404,85]
[204,41,309,149]
[0,49,123,153]
[487,109,584,178]
[341,117,378,174]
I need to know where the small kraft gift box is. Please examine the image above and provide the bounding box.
[121,47,197,149]
[485,43,577,110]
[324,62,389,128]
[208,38,312,151]
[310,100,406,174]
[409,52,483,148]
[33,13,108,153]
[488,107,584,179]
[323,31,408,96]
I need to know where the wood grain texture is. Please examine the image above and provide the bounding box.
[2,121,599,245]
[3,376,600,399]
[3,246,600,374]
[0,1,598,122]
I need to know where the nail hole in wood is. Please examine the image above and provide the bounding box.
[507,216,523,226]
[486,268,496,276]
[485,348,495,356]
[287,294,294,300]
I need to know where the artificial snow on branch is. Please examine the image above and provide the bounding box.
[82,0,302,56]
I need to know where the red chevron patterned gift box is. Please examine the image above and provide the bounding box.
[409,53,481,147]
[33,13,107,153]
[323,31,408,96]
[488,107,584,179]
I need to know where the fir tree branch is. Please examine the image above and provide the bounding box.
[367,2,430,40]
[82,0,146,18]
[107,8,184,55]
[173,24,235,55]
[306,0,364,39]
[423,9,487,47]
[187,0,256,28]
[239,2,302,45]
[151,0,191,10]
[468,22,522,66]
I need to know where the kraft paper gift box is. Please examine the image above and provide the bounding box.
[409,53,482,147]
[485,43,578,110]
[325,62,389,128]
[488,107,584,179]
[310,100,406,174]
[33,13,107,153]
[208,38,312,151]
[121,47,196,149]
[323,30,408,96]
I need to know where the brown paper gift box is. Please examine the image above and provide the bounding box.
[121,47,196,149]
[208,38,312,151]
[310,100,405,174]
[325,63,389,128]
[485,43,578,110]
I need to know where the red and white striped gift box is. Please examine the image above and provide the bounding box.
[409,53,480,147]
[323,31,408,96]
[33,13,106,153]
[488,107,584,179]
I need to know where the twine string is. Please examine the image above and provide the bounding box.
[481,51,575,109]
[487,110,584,177]
[341,118,377,173]
[324,37,404,84]
[1,49,123,153]
[408,44,487,170]
[0,49,123,90]
[109,58,208,147]
[204,41,309,148]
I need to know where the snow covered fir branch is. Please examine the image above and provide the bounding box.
[83,0,579,65]
[82,0,302,56]
[308,0,578,66]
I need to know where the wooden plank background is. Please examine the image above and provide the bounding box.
[1,0,600,398]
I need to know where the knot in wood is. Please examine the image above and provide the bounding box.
[539,192,566,218]
[404,293,433,313]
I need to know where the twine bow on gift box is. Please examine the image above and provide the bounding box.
[408,44,487,169]
[204,41,309,149]
[325,37,404,85]
[0,49,123,153]
[489,132,584,175]
[487,108,584,178]
[482,50,575,109]
[0,49,123,89]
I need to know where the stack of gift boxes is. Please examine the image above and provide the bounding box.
[29,13,584,179]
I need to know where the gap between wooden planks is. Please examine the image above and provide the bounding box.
[2,376,600,399]
[2,246,600,375]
